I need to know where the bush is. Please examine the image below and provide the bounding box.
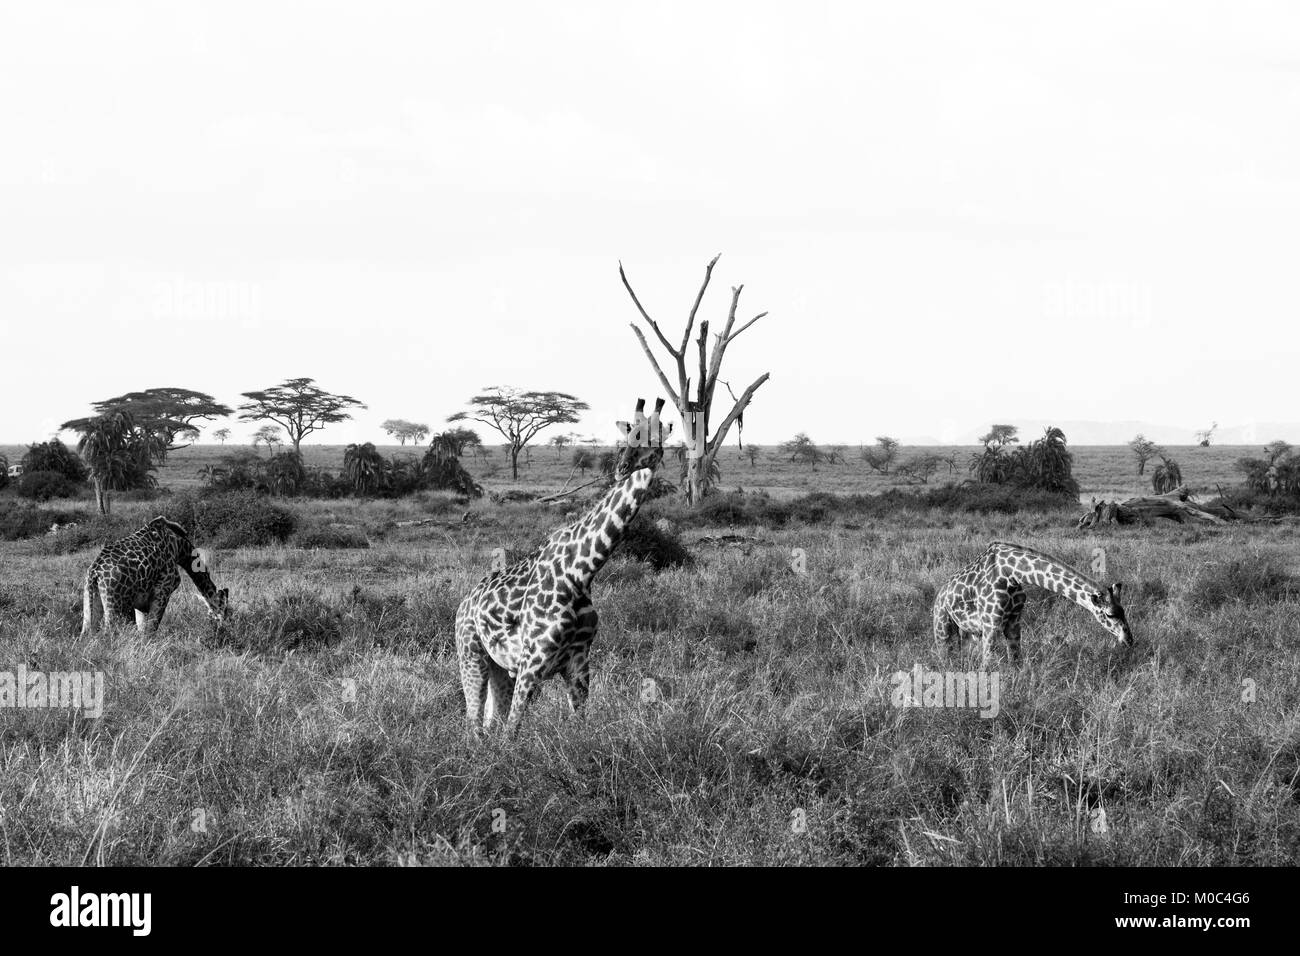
[0,454,8,491]
[225,590,343,653]
[908,483,1076,514]
[17,470,80,501]
[292,523,370,549]
[20,440,87,483]
[659,484,1074,529]
[1211,488,1300,517]
[970,426,1078,496]
[29,513,137,554]
[164,489,295,548]
[618,517,692,570]
[1188,558,1294,611]
[0,501,92,540]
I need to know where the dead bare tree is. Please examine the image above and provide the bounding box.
[620,255,771,504]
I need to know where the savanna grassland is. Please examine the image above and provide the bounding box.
[1,443,1297,865]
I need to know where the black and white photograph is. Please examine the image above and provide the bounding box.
[0,0,1293,925]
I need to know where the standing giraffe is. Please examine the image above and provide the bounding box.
[455,399,669,735]
[82,516,229,635]
[933,541,1132,665]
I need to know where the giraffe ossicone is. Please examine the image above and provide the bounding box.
[82,516,230,636]
[455,398,669,735]
[933,540,1133,666]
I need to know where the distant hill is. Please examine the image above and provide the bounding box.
[947,420,1300,447]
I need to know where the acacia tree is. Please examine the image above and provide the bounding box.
[549,432,575,459]
[895,453,943,485]
[1128,434,1159,475]
[429,427,481,458]
[448,387,588,479]
[980,424,1020,450]
[572,448,594,477]
[252,425,282,455]
[238,377,365,456]
[212,428,231,445]
[63,388,232,466]
[781,433,825,469]
[861,436,900,474]
[382,418,430,445]
[621,255,771,504]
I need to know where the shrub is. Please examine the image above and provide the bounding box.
[909,483,1076,514]
[226,590,343,653]
[164,490,295,548]
[1188,558,1294,611]
[691,492,770,527]
[292,523,370,549]
[29,513,137,554]
[1152,456,1183,494]
[0,502,92,540]
[971,426,1078,496]
[17,470,80,501]
[0,454,8,491]
[1211,488,1300,517]
[618,517,692,570]
[20,440,87,482]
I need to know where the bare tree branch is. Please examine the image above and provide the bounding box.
[727,311,767,343]
[705,372,770,462]
[680,253,720,354]
[619,261,679,358]
[629,325,681,405]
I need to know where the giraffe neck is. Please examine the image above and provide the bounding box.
[993,543,1100,609]
[173,533,222,606]
[560,470,652,587]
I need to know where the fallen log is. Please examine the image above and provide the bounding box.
[1077,486,1226,527]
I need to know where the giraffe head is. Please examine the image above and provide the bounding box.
[613,397,671,482]
[209,587,231,625]
[1087,582,1133,648]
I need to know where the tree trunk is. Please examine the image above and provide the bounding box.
[510,445,520,480]
[94,478,110,516]
[685,453,701,505]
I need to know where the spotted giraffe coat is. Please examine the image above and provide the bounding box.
[82,516,229,635]
[933,540,1132,664]
[455,464,658,734]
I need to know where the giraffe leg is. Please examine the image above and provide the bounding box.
[1002,586,1026,664]
[81,575,101,637]
[141,582,174,634]
[504,660,546,736]
[456,616,490,732]
[483,662,515,730]
[933,599,960,658]
[145,594,171,634]
[561,647,591,717]
[561,605,597,717]
[982,583,1012,667]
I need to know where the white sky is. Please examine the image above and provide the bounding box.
[1,1,1297,446]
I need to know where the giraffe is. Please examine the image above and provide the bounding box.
[82,516,229,635]
[455,398,670,735]
[933,540,1132,665]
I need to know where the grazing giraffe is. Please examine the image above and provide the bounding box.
[82,516,229,635]
[933,541,1132,665]
[456,399,669,735]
